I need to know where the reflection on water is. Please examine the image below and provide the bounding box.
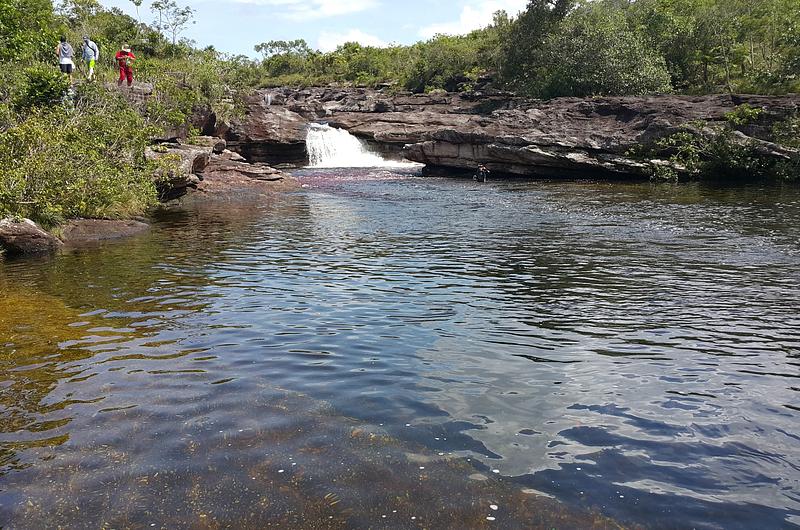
[1,171,799,529]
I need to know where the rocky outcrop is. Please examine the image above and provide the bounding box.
[218,93,310,165]
[146,142,214,200]
[0,219,62,257]
[0,218,155,257]
[191,135,228,154]
[224,87,800,177]
[173,150,300,205]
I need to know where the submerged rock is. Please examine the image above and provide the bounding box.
[0,219,61,257]
[60,219,150,246]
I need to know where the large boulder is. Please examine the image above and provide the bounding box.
[0,219,61,257]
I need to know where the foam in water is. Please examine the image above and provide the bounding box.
[306,123,418,168]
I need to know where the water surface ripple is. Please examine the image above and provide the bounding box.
[1,170,799,529]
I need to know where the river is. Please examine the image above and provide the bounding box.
[1,169,799,529]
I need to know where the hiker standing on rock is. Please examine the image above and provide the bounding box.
[115,44,136,87]
[82,36,99,81]
[55,36,75,83]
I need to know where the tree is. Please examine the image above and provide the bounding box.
[151,0,194,47]
[254,40,314,78]
[498,0,575,94]
[542,5,673,97]
[254,39,313,59]
[0,0,55,62]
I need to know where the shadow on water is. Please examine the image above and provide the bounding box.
[1,172,800,529]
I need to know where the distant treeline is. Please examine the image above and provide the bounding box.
[2,0,798,98]
[247,0,800,97]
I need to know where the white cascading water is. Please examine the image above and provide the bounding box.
[306,123,417,168]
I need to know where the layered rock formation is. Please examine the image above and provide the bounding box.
[219,87,800,177]
[185,149,300,203]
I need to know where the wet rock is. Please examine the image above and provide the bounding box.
[174,153,300,205]
[60,219,150,246]
[201,156,286,182]
[0,219,61,257]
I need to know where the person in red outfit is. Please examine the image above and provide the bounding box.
[115,44,136,87]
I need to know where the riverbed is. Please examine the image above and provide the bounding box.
[1,169,799,529]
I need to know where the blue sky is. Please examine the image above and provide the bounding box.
[98,0,529,57]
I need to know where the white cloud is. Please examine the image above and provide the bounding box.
[231,0,379,20]
[317,29,387,51]
[418,0,528,39]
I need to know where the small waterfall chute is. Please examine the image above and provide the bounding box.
[305,123,417,168]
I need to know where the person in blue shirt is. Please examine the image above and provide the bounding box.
[82,36,99,81]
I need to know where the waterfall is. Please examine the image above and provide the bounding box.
[306,123,414,168]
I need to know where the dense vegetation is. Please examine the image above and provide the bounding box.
[0,0,798,229]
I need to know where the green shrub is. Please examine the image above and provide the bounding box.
[650,125,797,182]
[14,65,70,111]
[400,35,483,92]
[0,90,161,227]
[773,116,800,148]
[725,104,764,126]
[537,7,673,98]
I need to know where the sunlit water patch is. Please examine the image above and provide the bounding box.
[1,172,799,529]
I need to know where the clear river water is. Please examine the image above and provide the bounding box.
[1,169,799,529]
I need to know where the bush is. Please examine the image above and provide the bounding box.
[136,52,246,127]
[14,64,70,111]
[401,35,483,93]
[649,125,798,182]
[725,104,764,126]
[0,89,161,227]
[0,0,56,62]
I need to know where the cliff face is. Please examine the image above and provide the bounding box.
[220,87,800,177]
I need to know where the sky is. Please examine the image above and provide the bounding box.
[98,0,529,57]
